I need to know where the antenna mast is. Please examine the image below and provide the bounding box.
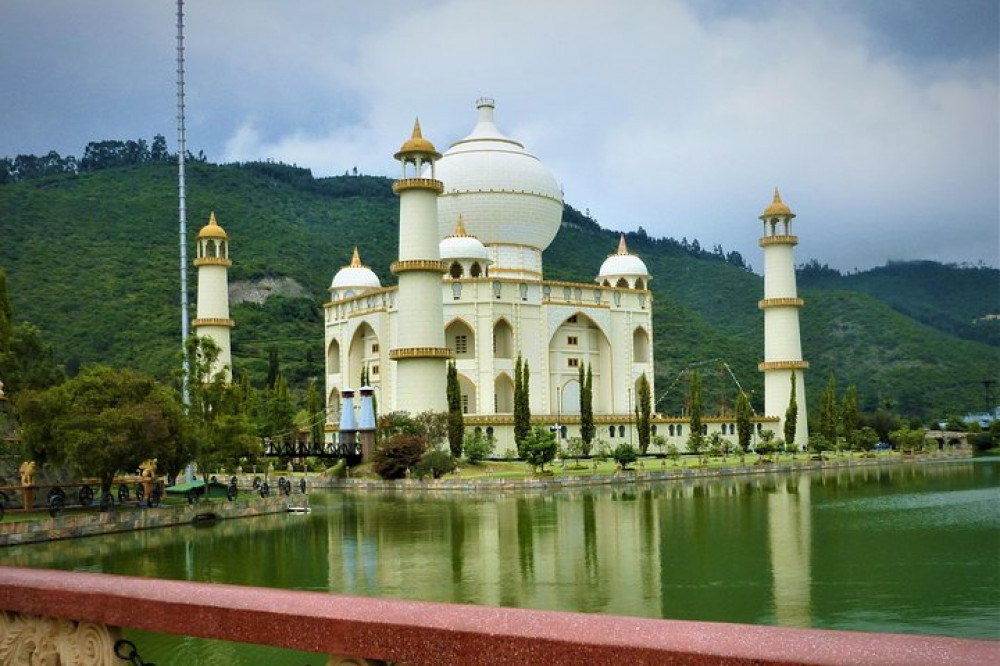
[177,0,190,405]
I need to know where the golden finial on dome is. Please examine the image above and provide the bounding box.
[198,210,228,239]
[454,215,469,237]
[761,187,795,219]
[395,117,441,160]
[616,234,629,255]
[350,246,363,268]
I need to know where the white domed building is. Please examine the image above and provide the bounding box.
[322,99,658,449]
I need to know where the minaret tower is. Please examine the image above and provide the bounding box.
[389,120,450,412]
[758,189,808,449]
[193,211,234,381]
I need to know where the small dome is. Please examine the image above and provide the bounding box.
[394,118,441,161]
[331,247,381,291]
[198,211,228,240]
[760,188,795,219]
[440,216,490,261]
[598,235,649,280]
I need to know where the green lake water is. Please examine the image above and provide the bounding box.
[3,457,998,664]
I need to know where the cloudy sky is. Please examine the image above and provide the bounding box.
[2,0,997,271]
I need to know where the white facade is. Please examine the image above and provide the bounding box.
[324,100,656,450]
[193,212,234,381]
[758,190,809,449]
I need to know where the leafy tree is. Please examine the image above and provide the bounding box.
[463,430,495,464]
[784,373,798,450]
[306,377,324,446]
[636,372,651,455]
[514,355,531,456]
[819,373,839,448]
[266,348,281,389]
[686,369,703,456]
[856,426,879,452]
[151,134,169,162]
[414,410,448,449]
[17,366,186,495]
[185,336,260,482]
[446,361,464,458]
[372,434,426,479]
[415,449,457,479]
[736,391,753,453]
[378,411,421,440]
[579,363,595,454]
[523,426,556,472]
[808,433,831,457]
[666,442,681,466]
[842,384,859,450]
[859,409,901,444]
[613,442,638,469]
[564,437,585,464]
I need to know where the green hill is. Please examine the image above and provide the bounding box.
[1,160,996,422]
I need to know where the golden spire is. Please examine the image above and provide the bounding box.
[197,210,228,239]
[761,187,795,219]
[454,215,468,237]
[395,117,440,159]
[616,234,629,255]
[412,118,423,140]
[350,246,362,268]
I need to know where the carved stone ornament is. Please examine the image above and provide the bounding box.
[0,611,121,665]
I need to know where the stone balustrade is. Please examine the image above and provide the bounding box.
[1,566,997,665]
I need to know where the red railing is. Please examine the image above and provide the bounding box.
[0,566,996,665]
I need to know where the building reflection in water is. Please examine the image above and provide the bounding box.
[767,473,812,626]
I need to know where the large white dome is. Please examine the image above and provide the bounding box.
[330,247,381,292]
[432,99,563,251]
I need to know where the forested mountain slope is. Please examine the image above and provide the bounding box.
[1,160,996,420]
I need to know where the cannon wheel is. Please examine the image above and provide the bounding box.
[252,476,261,490]
[100,492,114,512]
[78,485,95,506]
[134,483,145,504]
[49,494,65,517]
[48,486,66,503]
[118,483,130,503]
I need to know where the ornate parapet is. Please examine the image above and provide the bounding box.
[758,360,810,372]
[0,611,121,665]
[389,259,448,275]
[392,178,444,194]
[758,297,805,309]
[388,347,453,360]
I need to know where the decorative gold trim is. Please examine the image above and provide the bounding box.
[393,178,444,194]
[758,297,805,309]
[324,286,396,306]
[439,188,562,205]
[758,360,810,371]
[193,257,232,267]
[391,260,448,274]
[193,317,235,328]
[759,235,799,246]
[541,299,611,309]
[462,414,780,426]
[389,347,453,360]
[487,268,544,278]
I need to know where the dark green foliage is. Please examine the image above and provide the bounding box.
[463,430,495,464]
[514,355,531,456]
[523,427,557,472]
[842,384,859,449]
[415,449,457,479]
[687,369,703,454]
[808,434,831,456]
[784,373,798,448]
[306,378,323,446]
[819,373,839,447]
[736,391,753,453]
[613,442,638,469]
[636,372,651,454]
[16,365,186,494]
[372,433,426,479]
[446,361,463,458]
[579,363,595,452]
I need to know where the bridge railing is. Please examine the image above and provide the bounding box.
[1,566,996,665]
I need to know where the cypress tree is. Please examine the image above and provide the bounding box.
[687,369,703,455]
[580,363,595,454]
[842,384,858,450]
[446,361,464,458]
[820,373,839,448]
[636,372,651,455]
[514,355,529,456]
[736,391,753,453]
[307,377,323,447]
[784,373,798,450]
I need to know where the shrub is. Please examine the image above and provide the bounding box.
[613,443,638,469]
[372,434,426,479]
[463,431,495,464]
[415,449,457,479]
[523,427,557,472]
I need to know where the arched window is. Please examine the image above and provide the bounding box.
[651,424,657,435]
[602,280,611,287]
[519,283,528,301]
[458,374,477,414]
[633,327,650,363]
[450,262,463,279]
[451,282,462,301]
[470,262,482,278]
[446,319,475,358]
[669,424,675,437]
[493,319,513,358]
[326,339,341,374]
[494,374,514,413]
[616,278,628,289]
[560,425,567,439]
[677,425,683,437]
[635,277,644,290]
[486,426,494,438]
[220,240,228,259]
[609,426,615,438]
[207,240,217,258]
[618,425,625,437]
